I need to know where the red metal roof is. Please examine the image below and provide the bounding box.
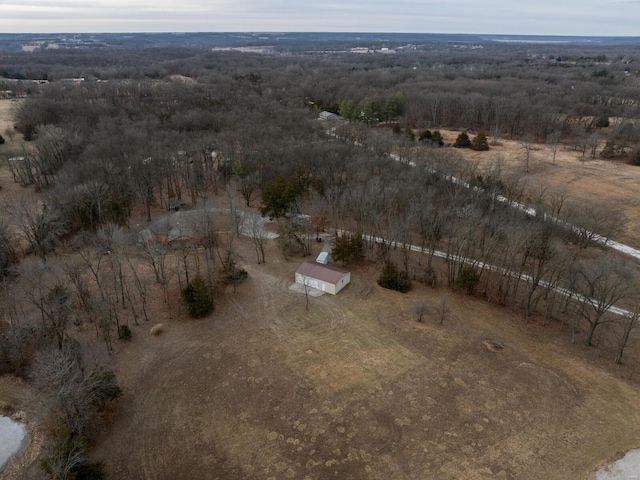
[295,261,348,284]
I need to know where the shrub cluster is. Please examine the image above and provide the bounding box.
[455,266,480,295]
[220,256,248,288]
[418,129,444,146]
[332,233,365,265]
[377,262,411,293]
[454,131,489,151]
[181,275,214,318]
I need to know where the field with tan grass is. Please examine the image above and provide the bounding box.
[90,238,640,480]
[437,128,640,248]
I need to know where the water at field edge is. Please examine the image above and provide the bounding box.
[594,449,640,479]
[0,416,27,470]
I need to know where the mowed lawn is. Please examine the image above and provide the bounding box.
[92,241,640,480]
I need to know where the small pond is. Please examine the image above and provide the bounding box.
[0,416,27,470]
[593,449,640,479]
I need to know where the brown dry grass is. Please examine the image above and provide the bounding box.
[89,236,640,480]
[0,99,24,147]
[0,99,31,198]
[0,100,17,135]
[438,128,640,248]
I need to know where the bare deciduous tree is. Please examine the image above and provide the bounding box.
[61,257,98,331]
[31,343,121,437]
[124,255,150,323]
[565,201,626,249]
[21,261,71,350]
[414,302,428,323]
[520,134,534,173]
[613,305,640,364]
[572,255,631,347]
[40,429,85,480]
[437,294,448,325]
[0,217,18,278]
[545,130,562,165]
[3,127,14,143]
[226,184,243,237]
[245,212,268,264]
[136,222,175,306]
[7,194,67,261]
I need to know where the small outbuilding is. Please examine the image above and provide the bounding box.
[316,251,330,265]
[318,111,340,121]
[295,261,350,295]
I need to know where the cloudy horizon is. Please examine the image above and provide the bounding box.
[1,0,639,36]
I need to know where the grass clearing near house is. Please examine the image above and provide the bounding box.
[0,99,22,147]
[90,238,640,480]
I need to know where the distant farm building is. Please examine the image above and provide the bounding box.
[59,77,86,85]
[295,261,350,295]
[318,111,340,121]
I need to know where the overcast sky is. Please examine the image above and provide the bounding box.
[1,0,639,36]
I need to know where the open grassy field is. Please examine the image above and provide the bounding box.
[437,129,640,249]
[0,100,16,137]
[0,100,22,147]
[90,238,640,480]
[0,99,27,197]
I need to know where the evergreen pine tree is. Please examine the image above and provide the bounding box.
[454,132,471,148]
[470,131,490,151]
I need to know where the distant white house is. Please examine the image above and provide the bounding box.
[295,261,350,295]
[318,111,340,121]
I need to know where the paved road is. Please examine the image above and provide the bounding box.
[341,229,637,320]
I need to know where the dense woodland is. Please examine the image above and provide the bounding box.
[1,39,640,478]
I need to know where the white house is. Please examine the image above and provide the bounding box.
[318,111,340,121]
[295,261,350,295]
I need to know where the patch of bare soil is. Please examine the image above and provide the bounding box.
[90,236,640,480]
[482,340,504,352]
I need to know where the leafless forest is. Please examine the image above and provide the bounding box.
[1,37,640,478]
